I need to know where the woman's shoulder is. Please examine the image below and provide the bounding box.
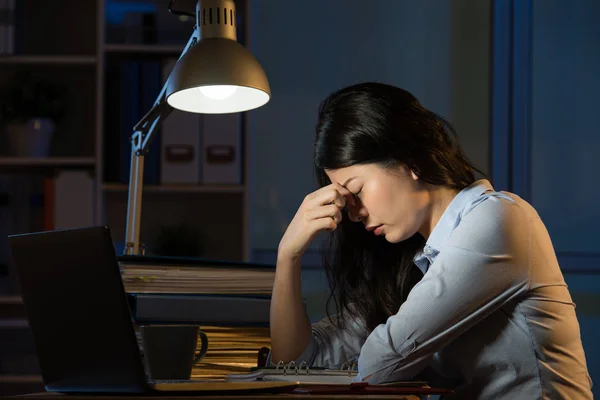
[461,188,537,225]
[450,189,537,251]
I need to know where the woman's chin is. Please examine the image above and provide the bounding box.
[385,230,416,243]
[383,231,402,243]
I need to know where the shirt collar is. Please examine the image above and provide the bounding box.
[413,179,493,273]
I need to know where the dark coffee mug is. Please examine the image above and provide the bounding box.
[140,324,209,380]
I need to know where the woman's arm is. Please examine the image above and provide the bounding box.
[357,194,532,383]
[270,182,355,362]
[269,254,369,367]
[269,254,313,362]
[268,300,368,368]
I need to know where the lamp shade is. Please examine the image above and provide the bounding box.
[166,38,271,114]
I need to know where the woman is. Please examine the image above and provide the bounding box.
[269,82,593,399]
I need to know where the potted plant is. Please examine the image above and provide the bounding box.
[0,69,68,157]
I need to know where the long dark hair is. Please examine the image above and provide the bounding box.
[314,82,482,333]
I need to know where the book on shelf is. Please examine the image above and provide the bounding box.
[43,171,95,231]
[104,60,161,185]
[0,0,16,54]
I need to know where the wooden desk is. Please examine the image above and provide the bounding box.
[12,393,423,400]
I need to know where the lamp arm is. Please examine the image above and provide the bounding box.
[133,26,198,153]
[123,27,198,256]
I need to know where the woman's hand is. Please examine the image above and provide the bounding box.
[278,182,355,261]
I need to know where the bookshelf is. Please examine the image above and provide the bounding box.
[104,43,183,54]
[103,183,245,194]
[0,0,252,393]
[0,157,96,167]
[0,55,97,64]
[0,0,251,273]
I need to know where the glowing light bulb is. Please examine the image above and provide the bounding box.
[199,85,238,100]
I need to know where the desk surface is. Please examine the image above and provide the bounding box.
[13,393,422,400]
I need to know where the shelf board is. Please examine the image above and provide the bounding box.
[0,157,96,168]
[0,318,28,329]
[103,183,245,194]
[0,296,21,304]
[0,374,43,383]
[104,43,184,55]
[0,55,96,65]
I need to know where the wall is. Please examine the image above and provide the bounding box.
[248,0,491,264]
[531,1,600,395]
[531,0,600,252]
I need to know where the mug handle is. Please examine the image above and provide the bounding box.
[193,330,209,364]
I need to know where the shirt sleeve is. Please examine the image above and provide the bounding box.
[356,195,532,383]
[267,311,369,369]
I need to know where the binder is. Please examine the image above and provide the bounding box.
[160,58,202,184]
[202,113,242,184]
[129,293,270,325]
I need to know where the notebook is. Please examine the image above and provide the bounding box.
[227,367,358,384]
[226,362,427,387]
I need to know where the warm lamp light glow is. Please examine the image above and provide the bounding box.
[199,85,238,100]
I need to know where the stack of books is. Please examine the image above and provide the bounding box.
[120,256,275,295]
[120,255,275,379]
[191,326,271,378]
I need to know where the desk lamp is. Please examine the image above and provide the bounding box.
[123,0,270,255]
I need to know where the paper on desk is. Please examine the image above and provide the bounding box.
[150,379,298,392]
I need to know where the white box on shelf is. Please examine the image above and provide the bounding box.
[52,170,95,230]
[160,58,202,185]
[202,113,242,185]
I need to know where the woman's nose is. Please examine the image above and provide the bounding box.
[347,201,367,223]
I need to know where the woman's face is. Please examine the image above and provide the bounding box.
[325,163,429,243]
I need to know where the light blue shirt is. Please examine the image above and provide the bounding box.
[272,179,593,399]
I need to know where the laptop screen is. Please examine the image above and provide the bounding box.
[8,226,148,393]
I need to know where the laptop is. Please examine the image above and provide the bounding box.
[7,226,293,394]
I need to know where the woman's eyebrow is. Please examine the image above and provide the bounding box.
[341,176,357,187]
